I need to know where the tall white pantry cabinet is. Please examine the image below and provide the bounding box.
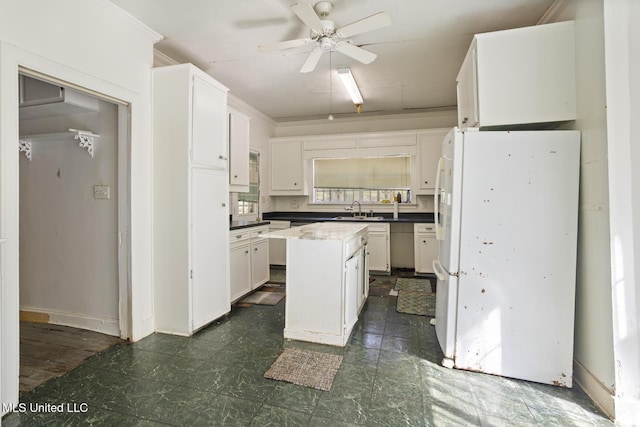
[152,64,231,336]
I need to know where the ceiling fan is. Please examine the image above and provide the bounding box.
[258,1,391,73]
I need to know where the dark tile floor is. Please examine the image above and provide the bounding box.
[3,273,613,426]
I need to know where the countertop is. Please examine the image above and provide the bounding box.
[229,220,270,231]
[266,222,368,241]
[262,211,435,224]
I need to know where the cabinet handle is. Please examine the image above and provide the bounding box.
[236,235,242,239]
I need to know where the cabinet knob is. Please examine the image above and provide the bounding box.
[219,155,228,160]
[423,240,427,243]
[424,180,428,184]
[234,175,238,178]
[293,182,297,186]
[254,247,258,251]
[462,117,468,124]
[245,250,249,254]
[222,203,226,207]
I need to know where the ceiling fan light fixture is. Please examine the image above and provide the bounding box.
[337,67,364,105]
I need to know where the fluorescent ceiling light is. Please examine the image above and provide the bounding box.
[337,67,363,105]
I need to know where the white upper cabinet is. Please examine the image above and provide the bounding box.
[418,129,449,194]
[456,48,479,128]
[191,74,229,170]
[270,139,307,195]
[457,21,576,129]
[228,108,250,192]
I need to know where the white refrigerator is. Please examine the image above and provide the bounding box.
[432,128,580,387]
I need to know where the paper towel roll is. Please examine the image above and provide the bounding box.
[393,201,398,219]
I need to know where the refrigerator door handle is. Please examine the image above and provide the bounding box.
[434,156,445,241]
[433,258,447,281]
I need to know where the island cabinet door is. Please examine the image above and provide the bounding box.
[344,254,360,333]
[359,245,369,311]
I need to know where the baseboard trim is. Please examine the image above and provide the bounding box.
[19,306,119,337]
[573,359,615,420]
[19,310,49,323]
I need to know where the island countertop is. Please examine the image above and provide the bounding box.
[266,222,368,242]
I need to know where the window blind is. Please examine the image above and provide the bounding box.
[314,156,410,189]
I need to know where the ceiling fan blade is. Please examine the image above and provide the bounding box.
[335,42,377,64]
[300,49,324,73]
[258,38,313,52]
[290,3,324,32]
[336,12,391,38]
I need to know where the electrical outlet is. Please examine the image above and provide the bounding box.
[94,185,110,200]
[290,199,298,209]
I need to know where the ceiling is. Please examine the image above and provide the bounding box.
[110,0,555,122]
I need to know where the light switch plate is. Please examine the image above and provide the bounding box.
[94,185,110,200]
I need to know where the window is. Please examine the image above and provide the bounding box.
[238,151,259,215]
[313,156,410,203]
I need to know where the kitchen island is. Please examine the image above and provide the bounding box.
[267,222,369,347]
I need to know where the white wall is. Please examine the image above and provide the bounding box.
[552,0,616,415]
[553,0,640,423]
[19,98,120,335]
[0,0,159,414]
[602,0,640,423]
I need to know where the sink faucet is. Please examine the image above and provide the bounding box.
[345,201,362,217]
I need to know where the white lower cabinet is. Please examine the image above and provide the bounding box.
[230,239,251,302]
[250,230,270,288]
[229,225,270,302]
[268,221,290,265]
[414,223,437,274]
[365,222,390,273]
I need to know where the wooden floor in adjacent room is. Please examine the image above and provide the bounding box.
[19,321,123,395]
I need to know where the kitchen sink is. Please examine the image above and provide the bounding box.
[333,216,386,221]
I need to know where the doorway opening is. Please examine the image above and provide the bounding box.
[17,71,130,394]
